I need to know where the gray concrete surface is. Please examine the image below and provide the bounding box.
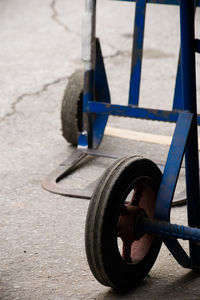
[1,0,200,299]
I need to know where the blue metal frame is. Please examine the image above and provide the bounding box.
[87,101,179,122]
[116,0,200,6]
[155,112,193,222]
[81,0,200,270]
[80,0,200,150]
[173,53,182,110]
[143,0,200,269]
[154,112,194,268]
[180,0,200,266]
[129,0,146,105]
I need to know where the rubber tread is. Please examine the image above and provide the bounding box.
[61,70,83,145]
[85,156,162,290]
[85,156,138,286]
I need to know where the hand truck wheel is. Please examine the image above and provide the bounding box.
[61,70,83,146]
[85,156,162,290]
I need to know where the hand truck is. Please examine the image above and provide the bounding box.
[42,0,200,291]
[42,0,200,290]
[84,0,200,290]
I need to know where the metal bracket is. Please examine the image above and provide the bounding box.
[155,111,193,221]
[155,111,193,268]
[42,149,117,199]
[42,146,188,207]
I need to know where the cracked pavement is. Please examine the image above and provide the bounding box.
[1,0,200,299]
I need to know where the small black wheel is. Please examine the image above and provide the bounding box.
[61,70,83,146]
[85,156,162,290]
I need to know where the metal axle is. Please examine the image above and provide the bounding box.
[141,218,200,244]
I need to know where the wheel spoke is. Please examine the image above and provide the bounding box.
[122,240,132,263]
[131,185,145,205]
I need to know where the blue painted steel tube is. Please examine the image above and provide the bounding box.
[180,0,200,265]
[154,112,193,268]
[88,101,179,122]
[128,0,146,106]
[115,0,200,6]
[172,54,182,110]
[142,218,200,244]
[115,0,180,4]
[173,1,198,111]
[155,112,192,221]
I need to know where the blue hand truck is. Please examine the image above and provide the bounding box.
[43,0,200,290]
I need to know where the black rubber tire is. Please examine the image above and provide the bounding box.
[85,156,162,290]
[61,70,83,146]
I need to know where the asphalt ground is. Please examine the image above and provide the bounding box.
[1,0,200,299]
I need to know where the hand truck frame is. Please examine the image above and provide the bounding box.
[43,0,200,290]
[43,0,200,203]
[83,0,200,290]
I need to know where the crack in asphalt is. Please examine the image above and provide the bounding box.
[104,49,131,59]
[50,0,80,36]
[0,76,68,123]
[50,0,129,59]
[1,1,131,124]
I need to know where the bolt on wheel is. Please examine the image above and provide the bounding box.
[85,156,162,290]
